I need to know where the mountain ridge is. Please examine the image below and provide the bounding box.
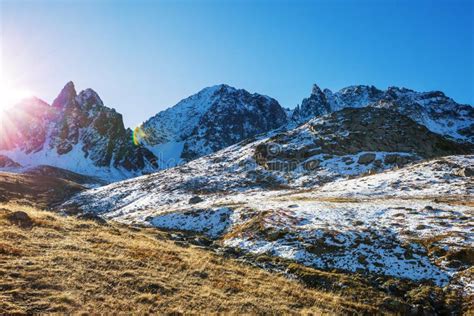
[293,84,473,143]
[0,81,472,180]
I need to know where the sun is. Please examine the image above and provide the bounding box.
[0,79,34,112]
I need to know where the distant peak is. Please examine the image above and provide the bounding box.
[64,81,75,89]
[52,81,77,108]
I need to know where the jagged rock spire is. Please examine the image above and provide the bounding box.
[52,81,77,109]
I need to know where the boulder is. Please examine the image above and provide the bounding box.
[384,154,399,164]
[454,167,474,177]
[77,213,107,224]
[7,211,33,228]
[358,153,376,165]
[373,159,383,168]
[189,196,204,204]
[303,159,320,170]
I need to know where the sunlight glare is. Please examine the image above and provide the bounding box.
[0,79,34,112]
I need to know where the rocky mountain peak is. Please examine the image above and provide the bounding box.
[214,84,235,94]
[311,84,324,96]
[292,84,331,123]
[77,88,104,110]
[139,84,288,165]
[52,81,78,109]
[14,96,50,110]
[292,83,473,143]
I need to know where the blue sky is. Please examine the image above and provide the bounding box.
[1,0,473,127]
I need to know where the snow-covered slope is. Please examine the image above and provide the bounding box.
[137,84,288,166]
[0,82,158,181]
[293,84,474,143]
[64,107,472,215]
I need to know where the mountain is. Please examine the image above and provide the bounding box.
[62,106,473,292]
[1,81,472,181]
[292,84,474,143]
[64,106,472,217]
[0,82,158,180]
[137,84,288,167]
[0,83,289,179]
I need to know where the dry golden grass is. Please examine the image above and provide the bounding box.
[0,203,381,314]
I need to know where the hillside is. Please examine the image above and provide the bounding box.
[0,203,421,314]
[0,172,84,208]
[65,108,473,218]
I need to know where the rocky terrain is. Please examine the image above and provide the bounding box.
[63,153,474,312]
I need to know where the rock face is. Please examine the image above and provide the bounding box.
[293,84,474,143]
[0,82,158,180]
[138,84,288,165]
[256,107,473,173]
[358,153,376,165]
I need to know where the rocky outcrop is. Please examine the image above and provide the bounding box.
[256,107,473,171]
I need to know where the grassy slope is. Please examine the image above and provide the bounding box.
[0,204,375,314]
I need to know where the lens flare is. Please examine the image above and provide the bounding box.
[133,126,146,146]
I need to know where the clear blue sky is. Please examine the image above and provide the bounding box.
[1,0,473,127]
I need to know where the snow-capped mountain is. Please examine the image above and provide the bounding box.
[0,82,158,180]
[137,84,288,167]
[1,81,472,182]
[293,84,474,143]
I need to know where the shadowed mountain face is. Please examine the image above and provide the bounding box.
[139,84,288,163]
[0,171,85,208]
[292,84,474,143]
